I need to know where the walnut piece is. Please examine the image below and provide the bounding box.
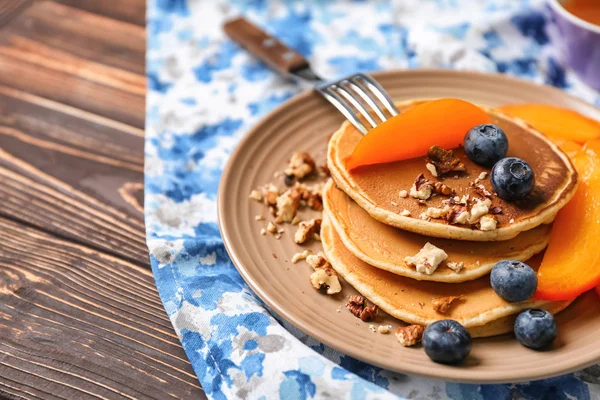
[446,261,464,272]
[432,295,463,314]
[409,174,434,200]
[427,146,466,176]
[426,205,450,219]
[433,181,455,196]
[294,218,322,244]
[399,190,408,198]
[307,252,341,295]
[425,162,438,177]
[346,294,379,322]
[275,189,300,223]
[446,205,470,225]
[284,152,315,186]
[249,190,263,202]
[404,242,448,275]
[489,206,503,215]
[472,184,493,199]
[291,250,312,263]
[400,209,411,216]
[377,325,391,334]
[479,214,498,231]
[264,184,279,206]
[267,221,278,234]
[395,325,424,347]
[469,198,492,224]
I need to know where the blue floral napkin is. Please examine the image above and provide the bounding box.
[145,1,600,399]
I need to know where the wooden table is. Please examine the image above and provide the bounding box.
[0,1,205,398]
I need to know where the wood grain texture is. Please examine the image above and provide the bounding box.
[52,0,146,26]
[0,1,145,127]
[0,217,204,399]
[0,1,206,398]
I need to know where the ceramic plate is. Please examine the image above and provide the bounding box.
[218,69,600,383]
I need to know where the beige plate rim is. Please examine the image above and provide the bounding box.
[218,69,600,383]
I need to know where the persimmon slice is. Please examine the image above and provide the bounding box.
[499,104,600,144]
[535,141,600,300]
[551,139,581,160]
[345,98,491,170]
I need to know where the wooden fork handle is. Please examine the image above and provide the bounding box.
[223,17,310,76]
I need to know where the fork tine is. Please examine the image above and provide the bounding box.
[355,74,399,117]
[347,77,388,123]
[335,82,378,129]
[320,86,368,134]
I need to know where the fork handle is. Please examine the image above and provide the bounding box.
[223,17,310,76]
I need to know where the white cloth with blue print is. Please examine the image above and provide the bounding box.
[145,1,600,399]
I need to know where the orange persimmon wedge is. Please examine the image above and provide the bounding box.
[499,104,600,144]
[535,141,600,300]
[345,98,491,170]
[551,139,582,160]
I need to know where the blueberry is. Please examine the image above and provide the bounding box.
[490,260,537,302]
[514,309,557,349]
[423,320,472,364]
[464,124,509,167]
[490,157,534,201]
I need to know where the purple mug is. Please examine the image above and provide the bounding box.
[547,0,600,90]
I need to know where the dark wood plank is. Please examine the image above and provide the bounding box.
[0,85,148,265]
[0,1,145,127]
[0,217,204,399]
[0,0,32,28]
[52,0,146,26]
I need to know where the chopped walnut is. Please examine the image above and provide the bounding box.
[264,184,280,206]
[404,243,448,275]
[275,189,300,223]
[469,198,492,224]
[267,221,278,234]
[427,146,466,176]
[313,233,321,242]
[249,190,263,202]
[446,261,464,272]
[400,209,411,216]
[284,152,315,186]
[475,171,488,183]
[472,184,493,199]
[409,174,434,200]
[307,252,341,295]
[319,164,331,177]
[509,218,515,224]
[395,325,424,347]
[391,201,398,207]
[378,325,392,334]
[446,205,470,225]
[432,295,463,314]
[346,295,378,322]
[479,214,498,231]
[399,190,408,198]
[433,181,455,196]
[489,206,503,215]
[425,162,438,177]
[294,182,323,211]
[294,218,322,244]
[426,205,450,219]
[260,228,267,236]
[292,250,312,263]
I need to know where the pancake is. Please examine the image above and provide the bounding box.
[321,217,572,337]
[323,179,551,283]
[328,100,578,241]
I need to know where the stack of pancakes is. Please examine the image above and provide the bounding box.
[323,100,579,337]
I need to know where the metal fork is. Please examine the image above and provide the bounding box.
[223,17,399,134]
